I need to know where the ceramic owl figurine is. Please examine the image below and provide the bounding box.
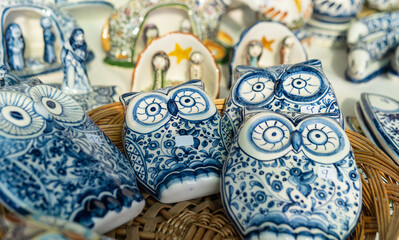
[222,59,343,151]
[0,80,144,233]
[121,80,227,203]
[221,109,362,239]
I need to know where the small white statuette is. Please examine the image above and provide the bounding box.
[143,23,159,45]
[151,51,170,90]
[189,51,203,80]
[280,36,295,64]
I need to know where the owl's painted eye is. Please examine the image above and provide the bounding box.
[299,117,350,163]
[0,91,45,138]
[135,97,168,124]
[252,120,291,151]
[238,112,294,161]
[279,66,328,102]
[170,87,216,121]
[234,72,274,105]
[126,93,171,133]
[29,85,84,125]
[283,73,321,97]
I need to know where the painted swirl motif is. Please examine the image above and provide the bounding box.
[222,111,361,239]
[0,82,143,231]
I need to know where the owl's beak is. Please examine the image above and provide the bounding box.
[167,99,178,116]
[274,79,283,97]
[291,130,302,152]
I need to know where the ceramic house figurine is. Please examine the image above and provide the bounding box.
[221,109,362,239]
[359,93,399,164]
[229,21,308,87]
[0,80,145,233]
[233,0,313,29]
[0,1,94,78]
[131,32,221,99]
[102,0,228,67]
[222,59,343,151]
[120,80,227,203]
[305,0,364,46]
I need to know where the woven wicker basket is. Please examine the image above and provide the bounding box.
[2,100,399,240]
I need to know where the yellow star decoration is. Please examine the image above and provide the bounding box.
[294,0,302,13]
[261,36,275,52]
[168,43,192,64]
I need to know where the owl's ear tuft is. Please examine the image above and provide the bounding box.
[301,59,323,71]
[241,106,271,122]
[120,92,140,109]
[234,65,258,83]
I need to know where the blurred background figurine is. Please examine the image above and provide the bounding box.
[151,51,169,90]
[61,28,92,94]
[41,16,56,64]
[246,40,262,67]
[5,23,25,71]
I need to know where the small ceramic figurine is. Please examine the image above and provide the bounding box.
[0,80,144,233]
[5,23,25,71]
[61,28,92,94]
[229,21,307,87]
[131,32,220,99]
[222,108,362,239]
[305,0,364,46]
[359,93,399,164]
[347,12,399,46]
[246,40,263,67]
[151,51,170,90]
[103,0,227,67]
[121,80,227,203]
[189,51,203,80]
[346,30,399,83]
[222,59,343,151]
[41,16,57,64]
[142,23,159,46]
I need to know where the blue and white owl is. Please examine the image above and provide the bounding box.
[121,80,227,203]
[0,80,144,233]
[221,59,343,151]
[221,108,361,239]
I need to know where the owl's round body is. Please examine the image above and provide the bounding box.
[221,110,361,239]
[222,59,343,151]
[121,80,227,203]
[0,81,144,233]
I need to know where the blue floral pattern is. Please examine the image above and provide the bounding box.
[222,60,343,151]
[121,80,227,202]
[0,81,144,231]
[221,111,361,239]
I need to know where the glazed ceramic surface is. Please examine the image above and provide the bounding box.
[222,59,343,151]
[346,30,396,83]
[347,12,399,46]
[0,1,94,78]
[234,0,313,29]
[230,21,307,86]
[366,0,399,11]
[103,0,227,66]
[221,109,362,239]
[0,80,144,233]
[360,93,399,164]
[305,0,363,47]
[132,32,220,99]
[354,101,379,146]
[2,214,112,240]
[121,80,227,203]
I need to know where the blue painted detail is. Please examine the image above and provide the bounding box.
[222,59,343,151]
[121,80,227,202]
[41,17,57,64]
[0,81,143,230]
[221,110,362,240]
[5,23,25,71]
